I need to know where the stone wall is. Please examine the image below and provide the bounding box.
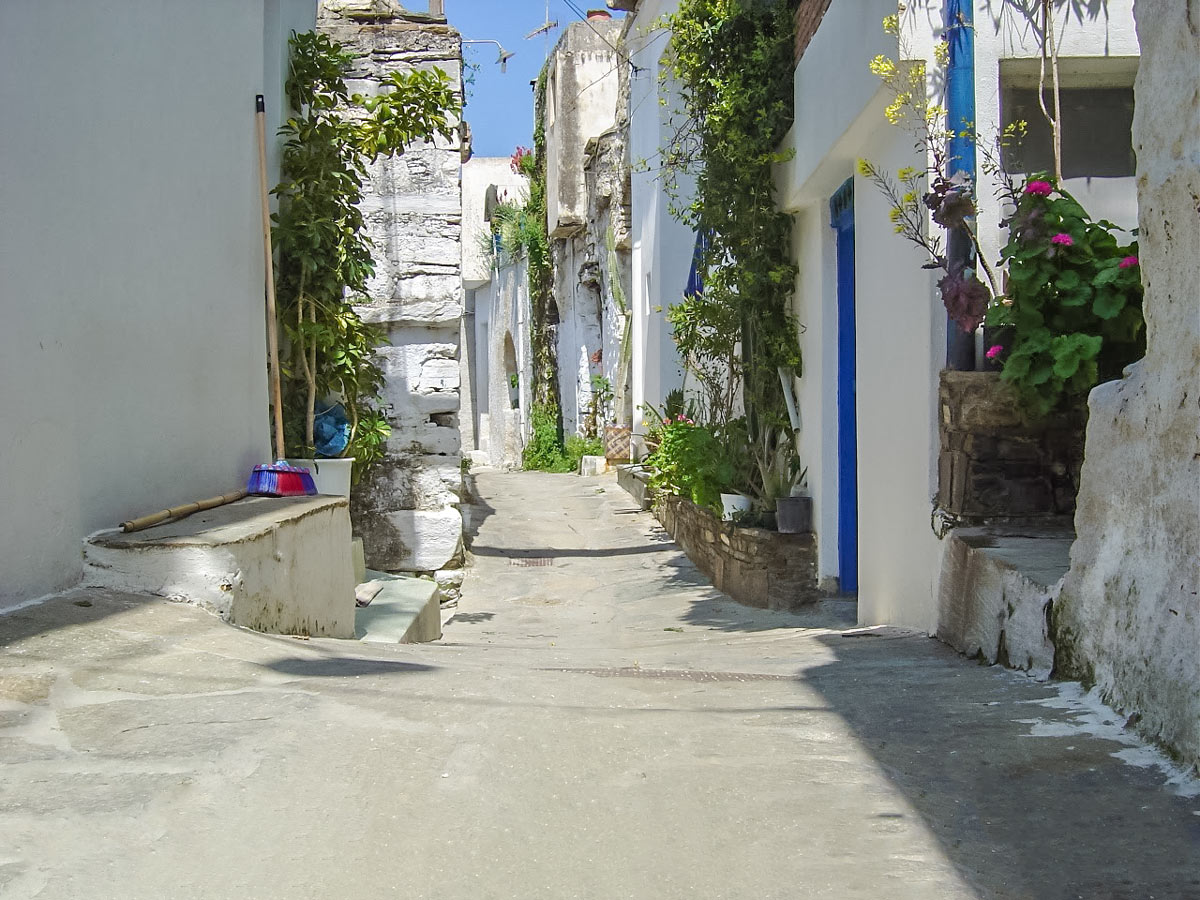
[317,1,465,588]
[937,371,1085,522]
[655,495,820,611]
[1053,0,1200,770]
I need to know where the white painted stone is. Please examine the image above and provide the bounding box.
[1056,0,1200,770]
[579,455,609,477]
[382,508,463,571]
[320,3,465,575]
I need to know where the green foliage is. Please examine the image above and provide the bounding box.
[564,435,604,471]
[988,181,1145,418]
[273,30,459,475]
[585,375,614,438]
[658,0,802,431]
[520,404,604,474]
[645,419,734,515]
[522,403,571,472]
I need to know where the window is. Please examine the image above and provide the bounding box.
[1001,85,1135,179]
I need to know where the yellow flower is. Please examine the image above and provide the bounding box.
[885,94,911,124]
[934,40,950,67]
[882,14,900,35]
[897,166,918,181]
[869,55,897,81]
[856,158,874,177]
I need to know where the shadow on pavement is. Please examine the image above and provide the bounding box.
[1,590,175,650]
[447,611,495,624]
[801,632,1200,900]
[470,544,671,560]
[262,656,438,678]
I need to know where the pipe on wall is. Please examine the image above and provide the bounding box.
[944,0,977,371]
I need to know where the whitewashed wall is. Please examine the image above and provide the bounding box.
[0,0,313,610]
[1055,0,1200,770]
[626,0,688,453]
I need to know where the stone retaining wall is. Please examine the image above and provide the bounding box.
[655,495,819,611]
[938,371,1085,522]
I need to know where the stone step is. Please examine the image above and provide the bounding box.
[83,496,356,638]
[355,570,442,644]
[937,524,1075,679]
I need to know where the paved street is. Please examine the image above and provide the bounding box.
[1,471,1197,899]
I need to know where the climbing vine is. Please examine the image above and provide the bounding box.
[658,0,801,441]
[485,73,565,471]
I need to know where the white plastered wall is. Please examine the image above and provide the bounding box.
[0,0,312,609]
[626,0,687,453]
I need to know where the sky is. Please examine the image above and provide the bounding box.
[445,0,626,158]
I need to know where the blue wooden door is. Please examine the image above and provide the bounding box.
[830,179,858,594]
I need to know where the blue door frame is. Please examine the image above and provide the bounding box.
[830,179,858,594]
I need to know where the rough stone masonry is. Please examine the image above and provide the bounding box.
[318,0,466,593]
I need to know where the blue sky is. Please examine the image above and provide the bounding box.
[447,0,626,158]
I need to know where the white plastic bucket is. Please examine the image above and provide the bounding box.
[719,492,752,522]
[288,457,354,498]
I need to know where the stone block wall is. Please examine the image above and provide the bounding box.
[655,495,819,611]
[318,1,465,584]
[938,371,1085,522]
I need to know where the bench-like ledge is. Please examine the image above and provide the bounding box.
[83,495,356,638]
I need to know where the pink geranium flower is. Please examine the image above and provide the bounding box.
[1024,180,1053,196]
[1050,233,1074,246]
[1119,255,1139,269]
[985,344,1004,360]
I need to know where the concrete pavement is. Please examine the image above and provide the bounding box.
[0,470,1196,899]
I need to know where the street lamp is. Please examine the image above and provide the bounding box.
[462,39,515,73]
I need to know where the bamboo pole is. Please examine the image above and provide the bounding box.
[120,491,248,533]
[256,94,287,460]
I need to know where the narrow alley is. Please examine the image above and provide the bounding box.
[1,471,1196,899]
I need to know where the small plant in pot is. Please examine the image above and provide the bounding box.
[754,427,809,533]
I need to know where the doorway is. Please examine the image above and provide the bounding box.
[830,178,858,594]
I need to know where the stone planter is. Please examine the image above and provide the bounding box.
[655,494,819,611]
[775,495,813,534]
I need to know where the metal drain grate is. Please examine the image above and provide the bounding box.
[509,557,555,567]
[547,667,797,683]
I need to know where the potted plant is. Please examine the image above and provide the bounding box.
[754,427,809,532]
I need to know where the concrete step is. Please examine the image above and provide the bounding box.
[84,495,356,638]
[937,524,1075,679]
[355,570,442,644]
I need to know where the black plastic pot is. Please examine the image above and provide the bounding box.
[775,495,813,534]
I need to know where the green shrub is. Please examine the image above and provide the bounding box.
[522,403,571,472]
[564,435,603,472]
[645,418,733,515]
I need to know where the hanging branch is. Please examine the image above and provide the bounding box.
[1038,0,1064,183]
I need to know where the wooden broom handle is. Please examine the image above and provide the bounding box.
[121,491,248,533]
[256,95,286,460]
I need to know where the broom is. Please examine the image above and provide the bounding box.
[248,93,316,498]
